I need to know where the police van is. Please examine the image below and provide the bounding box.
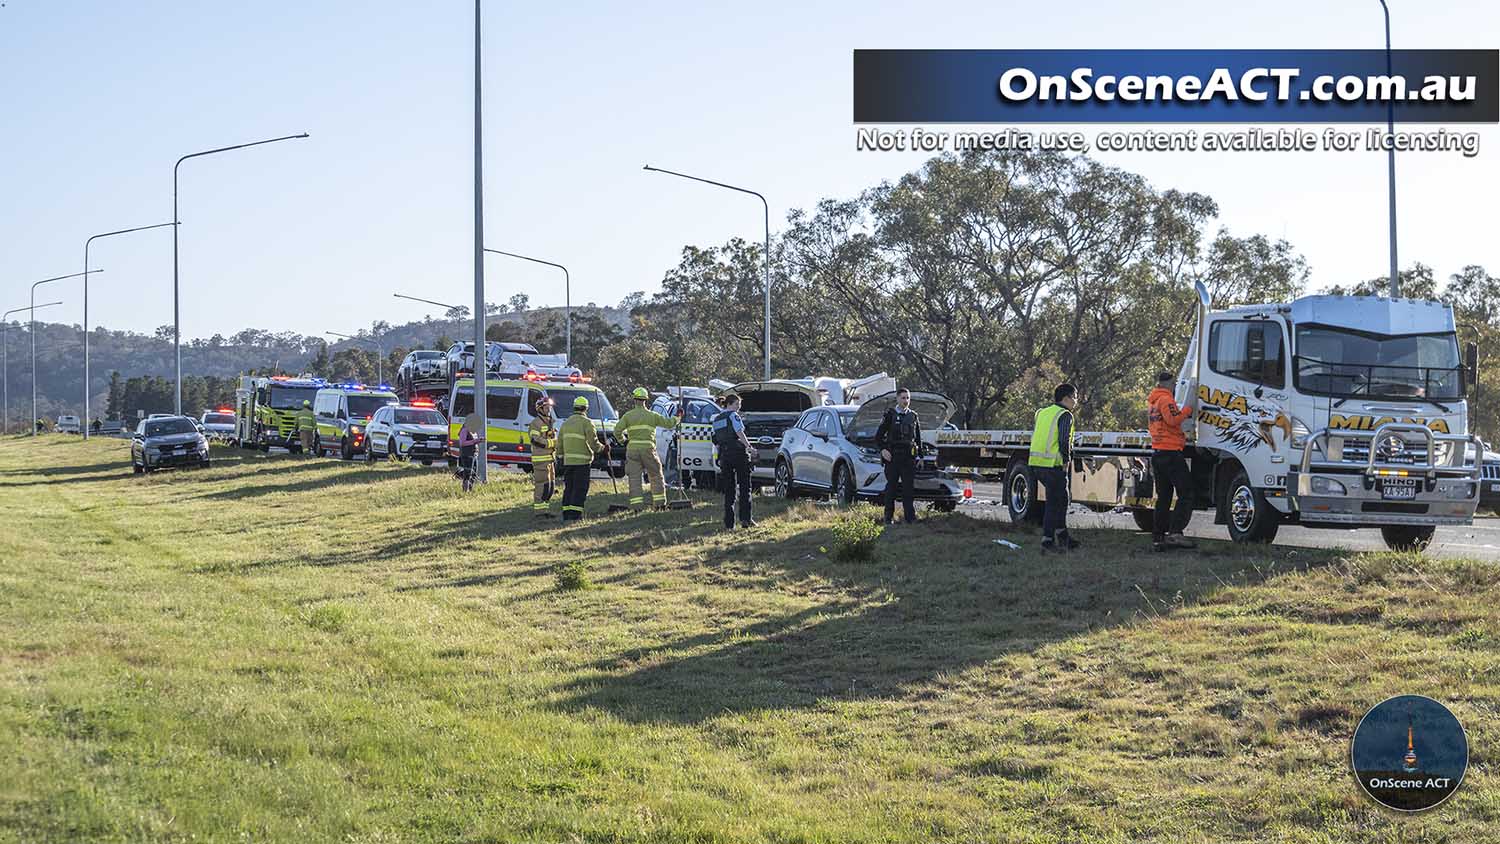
[447,371,622,473]
[312,383,399,459]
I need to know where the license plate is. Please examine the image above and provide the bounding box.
[1381,478,1418,500]
[1490,482,1500,492]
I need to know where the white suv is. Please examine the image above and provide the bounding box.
[55,414,81,434]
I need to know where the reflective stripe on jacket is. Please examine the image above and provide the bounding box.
[528,416,557,460]
[559,414,601,466]
[1028,404,1072,467]
[295,409,316,431]
[617,406,677,453]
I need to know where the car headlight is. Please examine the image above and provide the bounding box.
[1309,476,1346,495]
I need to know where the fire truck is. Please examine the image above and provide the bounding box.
[234,375,325,452]
[935,285,1483,551]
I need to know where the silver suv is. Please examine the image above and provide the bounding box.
[131,415,210,474]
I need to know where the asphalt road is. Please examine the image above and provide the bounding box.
[963,482,1500,561]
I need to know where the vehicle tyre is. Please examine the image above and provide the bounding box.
[420,459,432,467]
[519,463,533,474]
[341,438,353,461]
[1224,469,1280,543]
[259,439,270,453]
[200,460,211,469]
[1131,508,1156,533]
[1381,525,1435,552]
[133,462,143,475]
[387,441,398,462]
[1004,461,1044,525]
[774,459,797,499]
[833,462,858,506]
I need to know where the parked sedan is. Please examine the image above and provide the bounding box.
[365,404,450,464]
[131,415,210,473]
[773,390,962,510]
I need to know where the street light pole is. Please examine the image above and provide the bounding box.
[84,222,176,439]
[484,249,571,362]
[3,301,62,435]
[326,331,384,384]
[393,292,462,313]
[1379,0,1400,297]
[173,132,309,415]
[472,0,488,484]
[30,271,100,435]
[643,164,771,380]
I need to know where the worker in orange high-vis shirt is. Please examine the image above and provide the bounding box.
[1147,371,1196,551]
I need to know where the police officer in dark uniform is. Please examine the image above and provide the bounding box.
[711,394,757,530]
[875,387,922,525]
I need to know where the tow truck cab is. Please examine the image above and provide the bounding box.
[1187,290,1481,546]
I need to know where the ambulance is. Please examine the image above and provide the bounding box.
[447,370,622,474]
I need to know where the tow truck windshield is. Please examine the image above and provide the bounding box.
[1294,326,1462,400]
[268,386,319,410]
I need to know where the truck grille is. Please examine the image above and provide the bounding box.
[1336,436,1429,465]
[1483,463,1500,481]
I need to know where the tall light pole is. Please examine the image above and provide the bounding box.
[484,249,571,362]
[83,222,176,439]
[30,270,100,435]
[3,301,62,435]
[1379,0,1400,297]
[393,292,462,313]
[644,164,771,380]
[326,331,384,384]
[173,132,309,414]
[472,0,489,484]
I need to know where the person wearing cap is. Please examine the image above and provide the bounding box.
[558,394,602,521]
[616,387,680,511]
[296,400,317,456]
[1148,370,1197,551]
[527,396,558,517]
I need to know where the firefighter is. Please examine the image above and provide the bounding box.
[558,394,602,521]
[617,387,679,510]
[296,400,316,455]
[528,397,558,517]
[1029,383,1080,552]
[712,393,756,529]
[1148,370,1197,551]
[875,387,923,525]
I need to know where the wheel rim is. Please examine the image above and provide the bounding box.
[1230,484,1257,532]
[1009,471,1030,515]
[775,462,789,497]
[837,466,852,503]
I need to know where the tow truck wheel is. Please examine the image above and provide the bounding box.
[1225,469,1279,544]
[833,462,858,505]
[1004,462,1043,525]
[1131,509,1156,533]
[1380,525,1435,552]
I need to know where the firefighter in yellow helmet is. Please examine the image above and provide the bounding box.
[558,394,602,521]
[616,386,680,510]
[296,400,316,456]
[527,396,558,517]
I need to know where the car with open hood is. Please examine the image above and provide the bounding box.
[720,374,896,485]
[773,390,961,509]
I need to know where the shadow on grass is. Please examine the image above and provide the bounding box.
[551,512,1345,724]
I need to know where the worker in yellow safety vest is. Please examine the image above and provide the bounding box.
[557,395,602,521]
[616,387,680,510]
[296,400,317,456]
[528,396,558,517]
[1028,382,1079,553]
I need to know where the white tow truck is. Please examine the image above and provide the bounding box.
[935,284,1483,550]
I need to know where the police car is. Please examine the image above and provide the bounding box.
[311,383,399,459]
[365,401,449,464]
[651,388,720,489]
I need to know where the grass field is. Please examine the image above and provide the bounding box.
[2,433,1498,842]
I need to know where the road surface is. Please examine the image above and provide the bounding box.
[962,482,1500,561]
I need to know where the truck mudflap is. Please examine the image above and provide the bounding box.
[1290,423,1482,526]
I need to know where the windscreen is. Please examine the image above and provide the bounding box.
[414,351,443,359]
[683,400,718,424]
[348,395,397,419]
[204,413,234,425]
[548,390,615,422]
[449,386,524,420]
[268,385,319,410]
[837,410,857,433]
[738,390,812,414]
[395,409,445,425]
[1295,326,1462,400]
[145,418,197,437]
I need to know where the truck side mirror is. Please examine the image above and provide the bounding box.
[1465,341,1480,389]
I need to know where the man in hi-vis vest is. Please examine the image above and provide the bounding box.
[1028,383,1080,553]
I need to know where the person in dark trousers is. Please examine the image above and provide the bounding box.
[1028,383,1080,552]
[558,395,602,522]
[1147,371,1197,551]
[875,387,923,525]
[712,394,756,530]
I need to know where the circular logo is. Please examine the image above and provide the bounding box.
[1351,695,1468,812]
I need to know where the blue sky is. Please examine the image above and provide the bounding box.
[2,1,1496,341]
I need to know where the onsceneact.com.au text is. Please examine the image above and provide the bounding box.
[998,67,1478,103]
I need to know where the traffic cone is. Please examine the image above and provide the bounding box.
[962,479,973,500]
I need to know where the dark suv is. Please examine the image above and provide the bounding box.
[131,415,210,473]
[445,341,539,388]
[1482,445,1500,516]
[395,350,448,400]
